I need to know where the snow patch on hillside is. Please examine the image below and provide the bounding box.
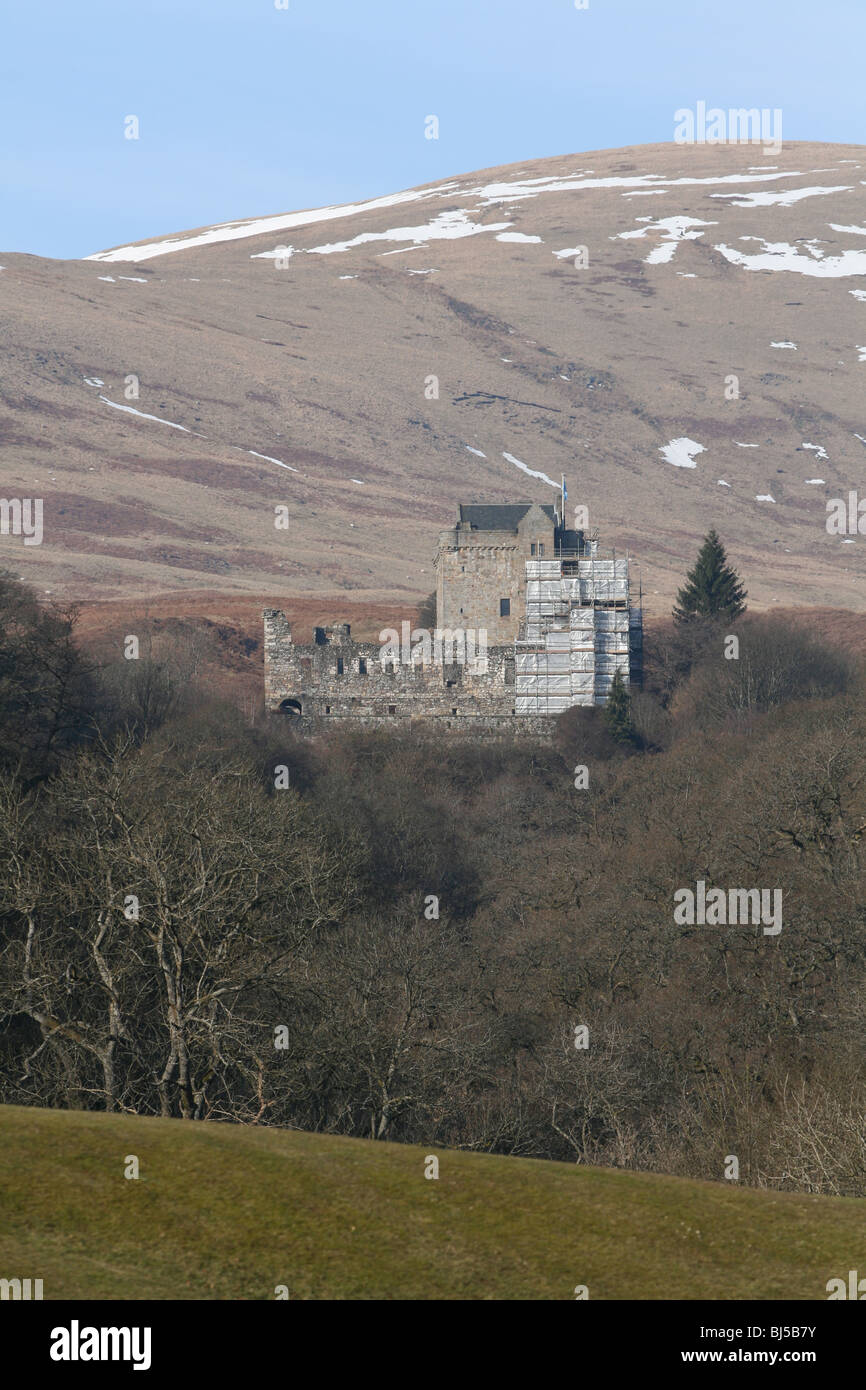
[473,169,812,208]
[502,452,558,487]
[711,185,852,208]
[98,396,197,433]
[717,239,866,277]
[617,216,716,264]
[254,209,512,258]
[246,450,298,472]
[86,167,835,263]
[87,182,463,262]
[659,437,705,469]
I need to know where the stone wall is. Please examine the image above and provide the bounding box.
[435,543,525,644]
[435,504,556,641]
[263,611,553,735]
[297,711,557,740]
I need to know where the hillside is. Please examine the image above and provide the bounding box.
[2,141,865,618]
[0,1105,861,1300]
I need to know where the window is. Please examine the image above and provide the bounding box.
[358,658,367,675]
[530,543,537,557]
[388,704,396,715]
[500,598,511,617]
[325,705,331,714]
[451,708,458,715]
[336,657,344,675]
[538,543,545,557]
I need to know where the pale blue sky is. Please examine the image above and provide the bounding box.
[3,0,863,259]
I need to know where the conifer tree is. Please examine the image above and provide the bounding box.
[604,670,637,745]
[673,529,747,623]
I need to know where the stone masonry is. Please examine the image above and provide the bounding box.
[264,496,642,734]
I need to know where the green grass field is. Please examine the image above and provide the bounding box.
[0,1104,860,1300]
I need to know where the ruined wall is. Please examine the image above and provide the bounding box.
[263,611,535,728]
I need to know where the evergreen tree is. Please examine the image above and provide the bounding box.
[673,529,747,623]
[604,670,637,746]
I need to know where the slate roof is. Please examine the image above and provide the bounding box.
[458,503,557,531]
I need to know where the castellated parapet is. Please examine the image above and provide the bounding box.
[264,497,642,735]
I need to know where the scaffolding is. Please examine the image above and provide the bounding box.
[515,553,642,715]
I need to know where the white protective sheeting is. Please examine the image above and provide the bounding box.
[515,550,638,715]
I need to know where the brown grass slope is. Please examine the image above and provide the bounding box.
[1,141,865,616]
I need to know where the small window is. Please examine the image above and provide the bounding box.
[388,704,396,715]
[538,543,545,557]
[336,657,344,675]
[358,658,367,675]
[530,543,537,557]
[500,598,510,617]
[325,705,331,714]
[451,707,458,715]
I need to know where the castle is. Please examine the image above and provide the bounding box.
[264,494,642,735]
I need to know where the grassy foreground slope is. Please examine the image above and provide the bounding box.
[0,1105,859,1300]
